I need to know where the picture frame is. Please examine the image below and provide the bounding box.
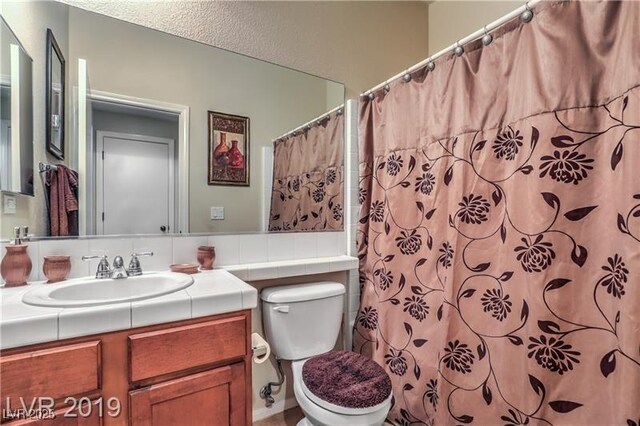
[46,28,65,160]
[207,110,250,186]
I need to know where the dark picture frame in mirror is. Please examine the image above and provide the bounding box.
[45,28,65,160]
[208,111,250,187]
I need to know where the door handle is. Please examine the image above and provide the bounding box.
[273,306,289,313]
[160,225,167,232]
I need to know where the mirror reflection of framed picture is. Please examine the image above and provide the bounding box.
[46,28,65,160]
[208,111,250,186]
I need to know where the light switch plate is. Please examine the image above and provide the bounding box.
[3,194,16,214]
[210,207,224,220]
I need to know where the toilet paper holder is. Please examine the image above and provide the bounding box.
[251,333,271,363]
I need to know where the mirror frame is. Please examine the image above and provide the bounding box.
[45,28,65,160]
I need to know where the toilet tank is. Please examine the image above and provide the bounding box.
[261,282,345,361]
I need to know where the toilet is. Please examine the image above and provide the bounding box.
[261,281,392,426]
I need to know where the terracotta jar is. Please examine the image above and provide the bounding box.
[227,140,244,168]
[213,132,229,160]
[197,246,216,270]
[43,255,71,283]
[1,245,32,287]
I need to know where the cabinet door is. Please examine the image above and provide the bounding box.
[129,363,245,426]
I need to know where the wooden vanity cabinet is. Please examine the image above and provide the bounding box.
[0,311,252,426]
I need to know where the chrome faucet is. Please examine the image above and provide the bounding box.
[82,254,135,279]
[82,255,112,279]
[127,252,154,276]
[111,256,128,279]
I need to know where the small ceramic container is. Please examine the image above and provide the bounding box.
[197,246,216,270]
[42,255,71,283]
[1,245,32,287]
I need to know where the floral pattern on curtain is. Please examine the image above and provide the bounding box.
[269,111,344,231]
[354,1,640,425]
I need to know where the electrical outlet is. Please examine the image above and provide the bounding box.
[210,207,224,220]
[3,194,16,214]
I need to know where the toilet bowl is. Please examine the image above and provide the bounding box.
[261,282,392,426]
[292,359,391,426]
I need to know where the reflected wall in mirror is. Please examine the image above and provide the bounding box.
[0,2,344,240]
[0,16,33,197]
[46,28,65,160]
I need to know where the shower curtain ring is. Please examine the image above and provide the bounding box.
[383,82,391,93]
[521,2,534,22]
[403,71,412,82]
[482,26,493,46]
[454,41,464,57]
[426,58,435,71]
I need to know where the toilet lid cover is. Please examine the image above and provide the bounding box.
[302,350,392,409]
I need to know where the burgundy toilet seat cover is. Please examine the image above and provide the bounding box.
[302,350,392,409]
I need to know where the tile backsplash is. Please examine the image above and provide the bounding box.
[0,232,346,284]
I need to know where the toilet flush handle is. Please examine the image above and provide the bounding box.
[273,305,290,313]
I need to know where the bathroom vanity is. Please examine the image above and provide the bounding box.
[0,270,257,425]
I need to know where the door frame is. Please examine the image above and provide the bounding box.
[89,90,190,234]
[96,131,175,236]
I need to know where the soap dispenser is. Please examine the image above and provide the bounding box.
[0,227,32,287]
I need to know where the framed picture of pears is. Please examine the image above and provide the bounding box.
[207,110,250,186]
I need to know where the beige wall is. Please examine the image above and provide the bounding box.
[428,0,521,54]
[0,1,70,240]
[63,1,430,97]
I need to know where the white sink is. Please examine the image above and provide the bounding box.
[22,272,194,308]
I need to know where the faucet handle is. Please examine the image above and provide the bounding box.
[128,252,153,276]
[82,255,111,279]
[113,256,125,269]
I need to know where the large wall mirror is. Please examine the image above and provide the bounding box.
[0,2,344,240]
[0,16,33,197]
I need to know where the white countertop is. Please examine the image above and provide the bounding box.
[0,256,359,350]
[0,269,257,350]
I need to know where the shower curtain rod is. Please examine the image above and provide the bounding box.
[361,0,544,97]
[273,103,344,142]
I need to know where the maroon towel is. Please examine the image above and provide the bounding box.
[46,165,79,236]
[302,350,391,409]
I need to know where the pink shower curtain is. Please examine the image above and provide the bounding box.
[354,1,640,424]
[269,111,344,231]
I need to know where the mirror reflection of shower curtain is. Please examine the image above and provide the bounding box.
[354,1,640,425]
[268,111,344,231]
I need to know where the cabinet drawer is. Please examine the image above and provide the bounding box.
[0,341,101,408]
[129,316,246,382]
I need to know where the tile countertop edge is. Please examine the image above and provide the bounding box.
[0,257,357,350]
[223,255,359,281]
[0,269,257,350]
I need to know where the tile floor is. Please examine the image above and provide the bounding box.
[253,407,304,426]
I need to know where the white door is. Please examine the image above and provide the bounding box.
[96,131,175,235]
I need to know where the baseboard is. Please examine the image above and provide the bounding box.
[252,396,299,422]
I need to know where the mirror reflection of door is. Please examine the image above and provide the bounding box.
[96,131,176,235]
